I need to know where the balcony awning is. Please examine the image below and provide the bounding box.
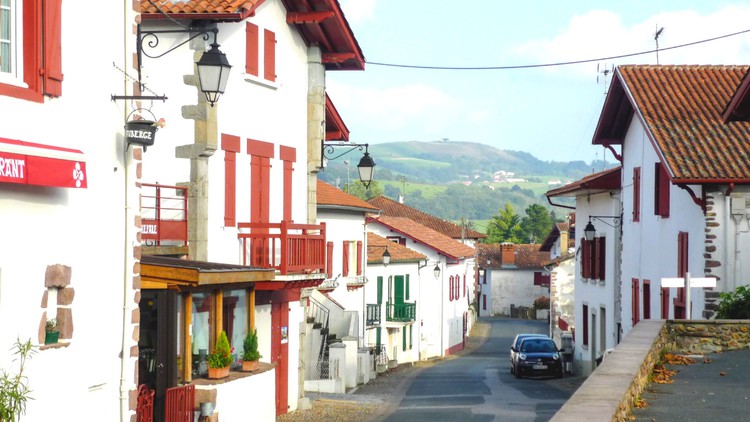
[141,255,275,290]
[0,137,87,188]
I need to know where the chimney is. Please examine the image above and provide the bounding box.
[398,194,404,204]
[500,243,515,267]
[559,229,569,255]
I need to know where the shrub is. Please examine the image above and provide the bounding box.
[533,296,550,310]
[718,285,750,319]
[0,339,35,422]
[207,331,233,369]
[242,329,261,362]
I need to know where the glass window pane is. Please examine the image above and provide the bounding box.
[223,289,247,369]
[192,292,213,378]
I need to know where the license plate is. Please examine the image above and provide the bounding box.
[533,364,547,370]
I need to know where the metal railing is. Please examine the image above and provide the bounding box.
[238,221,326,275]
[307,358,338,380]
[165,384,194,422]
[386,301,416,322]
[366,303,381,326]
[141,183,188,246]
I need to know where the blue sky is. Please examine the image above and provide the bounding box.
[328,1,750,164]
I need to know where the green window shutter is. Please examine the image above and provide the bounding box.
[376,327,381,349]
[406,274,410,301]
[409,325,413,350]
[377,276,383,304]
[402,327,406,351]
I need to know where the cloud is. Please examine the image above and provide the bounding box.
[339,0,376,24]
[514,5,750,78]
[327,80,468,137]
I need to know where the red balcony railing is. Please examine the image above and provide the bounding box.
[237,221,326,275]
[141,183,188,246]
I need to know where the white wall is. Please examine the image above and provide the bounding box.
[487,269,548,316]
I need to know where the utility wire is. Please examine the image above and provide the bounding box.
[366,27,750,70]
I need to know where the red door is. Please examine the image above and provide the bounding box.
[271,302,289,415]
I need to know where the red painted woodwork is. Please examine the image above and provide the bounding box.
[237,221,326,275]
[264,29,276,82]
[326,241,334,278]
[0,0,43,102]
[633,167,641,222]
[342,240,349,277]
[164,384,194,422]
[280,146,296,222]
[222,134,240,226]
[271,302,289,415]
[42,0,63,97]
[141,183,188,245]
[655,162,670,217]
[245,22,259,76]
[286,11,334,24]
[632,278,640,326]
[582,304,589,346]
[356,241,363,275]
[643,280,651,319]
[674,232,688,318]
[581,238,591,279]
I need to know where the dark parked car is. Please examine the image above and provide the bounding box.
[509,333,548,374]
[513,337,563,379]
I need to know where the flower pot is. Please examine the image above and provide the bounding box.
[44,331,60,345]
[207,366,230,379]
[242,360,259,372]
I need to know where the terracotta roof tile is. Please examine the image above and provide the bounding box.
[478,243,548,269]
[367,232,425,265]
[368,196,486,240]
[317,181,380,212]
[546,166,621,197]
[369,215,476,260]
[603,65,750,182]
[139,0,260,15]
[514,244,549,269]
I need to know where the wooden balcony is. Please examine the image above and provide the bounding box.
[237,221,326,275]
[141,183,188,256]
[386,302,416,323]
[366,303,381,326]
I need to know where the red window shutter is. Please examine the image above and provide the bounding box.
[42,0,63,97]
[632,279,640,325]
[463,274,466,297]
[449,276,454,301]
[661,287,670,319]
[280,146,296,222]
[356,241,363,275]
[326,242,334,279]
[582,305,589,346]
[342,241,349,277]
[597,236,606,280]
[245,23,259,76]
[581,238,590,279]
[643,280,651,319]
[633,167,641,222]
[590,239,599,280]
[221,135,240,227]
[659,163,670,217]
[264,29,276,82]
[455,276,459,300]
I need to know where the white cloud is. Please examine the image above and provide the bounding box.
[339,0,376,24]
[515,5,750,78]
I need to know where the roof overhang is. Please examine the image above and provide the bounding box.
[141,255,274,290]
[592,74,634,147]
[366,217,469,261]
[139,0,266,22]
[325,93,350,141]
[282,0,365,71]
[722,68,750,123]
[0,137,87,188]
[546,166,622,198]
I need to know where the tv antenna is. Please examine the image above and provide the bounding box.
[654,25,664,64]
[597,63,614,94]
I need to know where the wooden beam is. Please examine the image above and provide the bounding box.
[215,290,224,345]
[322,53,356,64]
[326,130,343,141]
[248,288,256,332]
[286,11,334,24]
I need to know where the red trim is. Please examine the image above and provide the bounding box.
[356,241,362,275]
[325,93,350,142]
[42,0,63,97]
[280,146,295,222]
[245,23,259,76]
[445,341,465,356]
[263,29,276,82]
[247,139,274,158]
[632,278,640,326]
[0,138,86,188]
[342,241,349,277]
[222,135,240,226]
[326,242,334,279]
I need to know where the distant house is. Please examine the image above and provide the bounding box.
[539,219,576,348]
[477,243,550,318]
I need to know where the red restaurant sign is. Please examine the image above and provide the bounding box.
[0,138,87,188]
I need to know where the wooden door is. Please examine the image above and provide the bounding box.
[271,302,289,415]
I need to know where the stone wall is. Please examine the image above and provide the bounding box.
[667,320,750,354]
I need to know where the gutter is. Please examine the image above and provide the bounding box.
[547,196,575,210]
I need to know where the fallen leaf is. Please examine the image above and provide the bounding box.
[703,359,712,364]
[720,372,727,376]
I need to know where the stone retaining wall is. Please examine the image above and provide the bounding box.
[667,320,750,354]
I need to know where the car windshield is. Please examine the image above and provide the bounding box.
[520,339,556,353]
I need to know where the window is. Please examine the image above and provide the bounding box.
[582,304,589,347]
[222,289,247,369]
[632,278,640,326]
[633,167,641,222]
[247,139,273,225]
[0,0,62,101]
[674,232,688,318]
[581,236,606,281]
[534,272,550,286]
[245,22,276,83]
[341,241,358,277]
[654,162,670,217]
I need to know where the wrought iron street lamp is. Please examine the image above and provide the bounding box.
[322,142,376,188]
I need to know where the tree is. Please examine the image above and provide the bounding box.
[347,180,384,201]
[519,204,554,244]
[485,203,524,244]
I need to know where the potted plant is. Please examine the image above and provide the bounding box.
[207,331,233,379]
[241,329,261,372]
[44,318,59,345]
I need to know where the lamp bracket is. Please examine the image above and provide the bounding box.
[589,215,622,228]
[321,142,370,164]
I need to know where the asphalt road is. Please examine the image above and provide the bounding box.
[382,318,582,422]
